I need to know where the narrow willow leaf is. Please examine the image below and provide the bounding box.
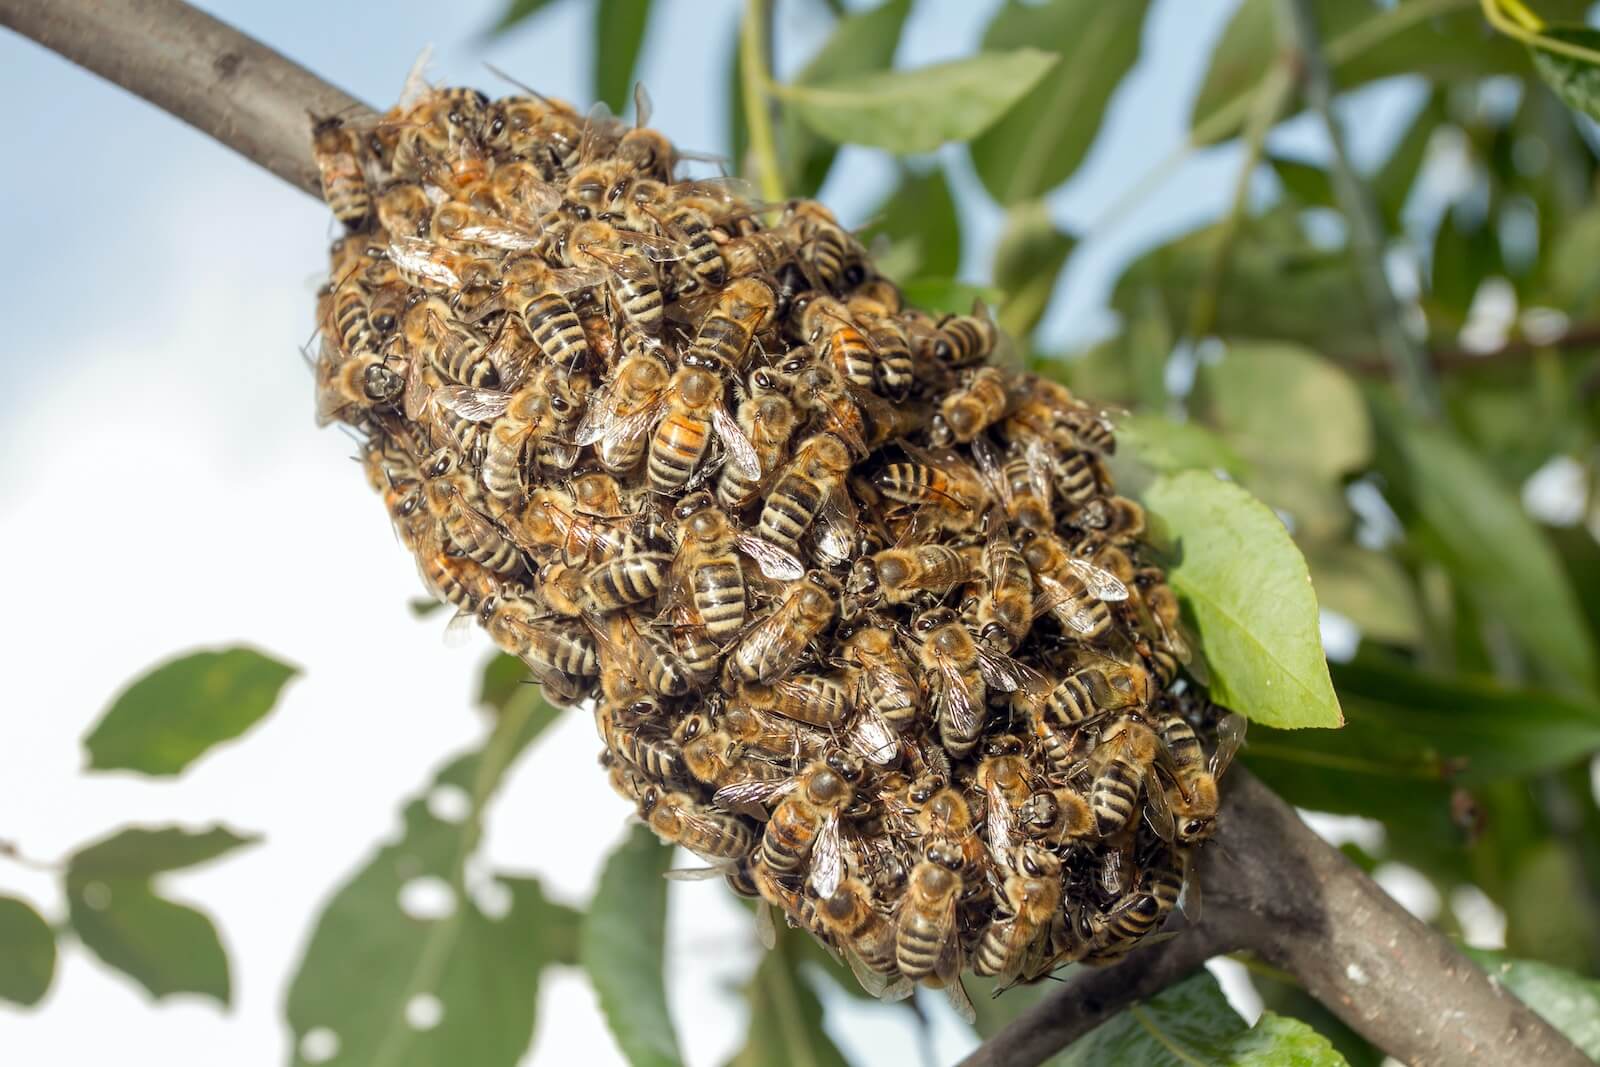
[1385,414,1597,693]
[581,826,682,1067]
[1529,26,1600,123]
[782,0,912,195]
[992,200,1076,340]
[65,825,257,1004]
[780,50,1057,155]
[1467,950,1600,1057]
[724,937,851,1067]
[861,165,961,284]
[594,0,653,116]
[1145,472,1343,729]
[488,0,562,35]
[1061,972,1348,1065]
[0,896,56,1006]
[285,700,571,1067]
[971,0,1149,204]
[83,647,297,776]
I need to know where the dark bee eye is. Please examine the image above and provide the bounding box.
[843,263,867,287]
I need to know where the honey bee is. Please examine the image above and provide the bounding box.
[1085,855,1182,964]
[401,296,499,393]
[592,610,696,698]
[515,483,642,566]
[872,448,989,533]
[1018,528,1128,639]
[740,753,861,896]
[311,114,372,231]
[313,341,405,427]
[1019,784,1096,846]
[685,276,779,369]
[575,351,673,473]
[1132,568,1202,686]
[497,254,603,370]
[973,844,1063,983]
[756,432,853,557]
[649,195,727,291]
[720,701,829,763]
[725,572,838,684]
[386,235,492,296]
[376,180,433,238]
[978,515,1034,649]
[784,200,859,293]
[894,840,964,983]
[846,544,979,609]
[1160,707,1244,844]
[673,713,788,790]
[719,229,791,278]
[601,703,688,784]
[412,523,498,612]
[1088,713,1178,838]
[846,288,913,399]
[646,361,760,492]
[1030,653,1154,729]
[795,295,877,390]
[838,620,921,736]
[419,450,524,575]
[934,367,1011,445]
[931,305,999,369]
[975,733,1034,859]
[433,366,582,501]
[479,587,600,679]
[581,549,672,613]
[638,785,756,862]
[715,374,798,511]
[816,878,911,1000]
[429,199,544,255]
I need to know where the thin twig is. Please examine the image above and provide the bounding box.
[740,0,786,204]
[0,0,371,200]
[1282,0,1440,418]
[1344,319,1600,376]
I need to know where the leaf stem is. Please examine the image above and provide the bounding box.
[1481,0,1600,65]
[740,0,786,204]
[1282,0,1441,419]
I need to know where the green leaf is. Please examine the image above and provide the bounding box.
[1529,26,1600,124]
[724,937,851,1067]
[1145,471,1343,729]
[478,653,531,714]
[1248,650,1600,786]
[594,0,653,116]
[409,597,447,618]
[581,826,682,1067]
[1303,544,1422,646]
[899,279,1003,317]
[971,0,1149,204]
[83,647,297,776]
[1060,971,1348,1065]
[65,825,257,1004]
[780,0,913,195]
[1383,413,1597,693]
[0,896,56,1006]
[1467,950,1600,1058]
[1116,414,1251,480]
[993,200,1076,340]
[779,50,1057,155]
[285,700,572,1067]
[1269,153,1334,207]
[861,164,961,284]
[488,0,562,35]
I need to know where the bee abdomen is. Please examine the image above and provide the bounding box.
[693,561,746,637]
[584,552,670,611]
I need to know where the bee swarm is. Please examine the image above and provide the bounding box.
[311,80,1242,1007]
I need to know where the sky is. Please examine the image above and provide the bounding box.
[0,1,1460,1064]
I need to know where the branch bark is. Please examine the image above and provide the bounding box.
[0,0,370,199]
[2,4,1593,1067]
[963,770,1590,1067]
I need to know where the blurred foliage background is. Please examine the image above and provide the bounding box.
[11,0,1600,1064]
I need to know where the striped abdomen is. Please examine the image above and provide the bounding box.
[647,412,711,491]
[517,289,590,368]
[691,556,746,640]
[756,470,825,554]
[583,552,670,612]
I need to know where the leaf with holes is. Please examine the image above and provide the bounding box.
[1060,971,1348,1065]
[582,825,682,1067]
[0,895,56,1006]
[285,700,571,1067]
[971,0,1149,204]
[1144,471,1342,729]
[780,50,1057,155]
[65,825,257,1003]
[84,647,297,776]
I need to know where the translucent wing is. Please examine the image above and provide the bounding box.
[432,384,512,422]
[574,387,666,449]
[713,406,763,481]
[478,319,536,391]
[808,812,843,899]
[1021,435,1057,509]
[812,486,859,569]
[986,781,1016,862]
[932,656,981,742]
[1066,557,1129,601]
[730,599,798,680]
[713,776,792,810]
[452,221,544,253]
[1034,575,1102,636]
[735,534,806,581]
[970,434,1009,505]
[443,607,478,647]
[633,81,653,127]
[755,899,776,950]
[397,46,435,111]
[943,975,977,1025]
[663,864,731,882]
[974,645,1049,697]
[389,237,461,289]
[848,707,899,767]
[1142,774,1175,843]
[1210,711,1246,778]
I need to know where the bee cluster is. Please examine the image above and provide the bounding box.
[310,76,1242,1011]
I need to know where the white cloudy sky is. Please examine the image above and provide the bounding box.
[0,1,1446,1064]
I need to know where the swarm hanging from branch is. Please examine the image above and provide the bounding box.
[309,69,1242,1012]
[0,1,1590,1063]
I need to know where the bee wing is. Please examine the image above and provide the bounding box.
[396,46,435,110]
[755,899,777,951]
[974,646,1049,697]
[663,863,732,882]
[574,388,666,448]
[848,708,899,767]
[730,601,795,678]
[970,433,1009,504]
[985,782,1015,862]
[389,236,462,289]
[807,812,844,899]
[1066,557,1129,601]
[453,221,544,252]
[932,656,982,742]
[1210,712,1246,779]
[942,975,977,1026]
[713,776,793,810]
[1142,773,1176,843]
[1033,575,1100,636]
[812,486,859,569]
[442,607,479,647]
[1178,855,1202,922]
[1022,436,1056,509]
[432,384,513,422]
[842,946,895,1000]
[713,405,764,481]
[547,265,610,294]
[735,534,806,581]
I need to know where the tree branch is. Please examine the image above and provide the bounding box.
[0,0,370,199]
[2,4,1591,1066]
[965,770,1590,1067]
